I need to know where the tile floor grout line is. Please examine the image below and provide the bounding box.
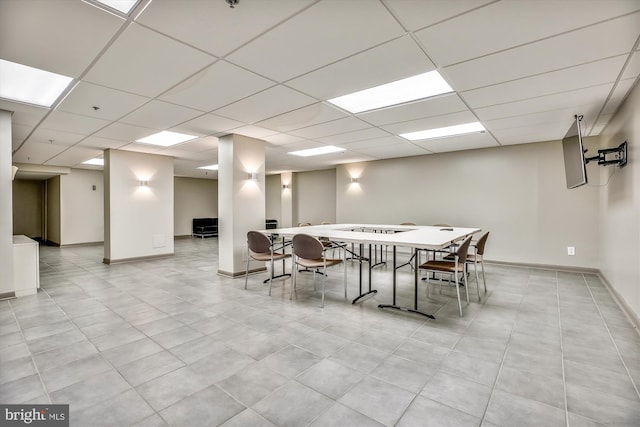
[581,273,640,401]
[556,271,571,427]
[476,267,529,426]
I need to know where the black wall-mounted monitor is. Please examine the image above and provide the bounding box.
[562,115,587,189]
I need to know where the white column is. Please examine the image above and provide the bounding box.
[104,149,174,263]
[0,110,13,295]
[280,172,294,228]
[218,134,265,277]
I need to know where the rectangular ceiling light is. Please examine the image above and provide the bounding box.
[197,164,219,170]
[82,158,104,166]
[0,59,73,107]
[400,122,486,141]
[136,131,198,147]
[288,145,344,157]
[84,0,140,14]
[327,70,453,114]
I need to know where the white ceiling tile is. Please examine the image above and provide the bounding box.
[227,0,405,81]
[11,124,32,151]
[39,111,110,136]
[46,146,103,167]
[490,125,568,146]
[138,0,314,56]
[474,84,614,121]
[484,107,602,136]
[287,36,435,100]
[264,133,306,146]
[213,85,316,124]
[381,111,478,135]
[13,141,69,163]
[412,132,499,153]
[28,128,86,147]
[120,100,203,130]
[257,103,347,133]
[461,56,628,108]
[84,23,215,97]
[317,127,391,145]
[76,136,128,150]
[601,78,637,116]
[352,142,430,159]
[592,114,614,135]
[383,0,494,31]
[415,0,640,66]
[289,117,371,139]
[94,122,159,143]
[340,135,408,151]
[159,61,274,112]
[173,114,245,136]
[0,100,48,126]
[115,142,167,154]
[358,94,468,126]
[161,137,218,153]
[0,0,123,77]
[224,125,279,139]
[443,13,640,91]
[57,82,149,120]
[621,50,640,80]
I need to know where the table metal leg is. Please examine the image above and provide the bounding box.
[352,243,377,304]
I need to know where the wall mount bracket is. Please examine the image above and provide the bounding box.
[585,140,627,167]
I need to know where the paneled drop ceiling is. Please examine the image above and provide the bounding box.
[1,0,639,179]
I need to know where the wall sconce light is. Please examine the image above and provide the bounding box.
[139,180,149,186]
[350,177,359,183]
[282,184,290,190]
[248,172,258,181]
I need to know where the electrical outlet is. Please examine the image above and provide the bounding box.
[567,246,575,256]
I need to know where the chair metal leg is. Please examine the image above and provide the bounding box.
[244,253,252,290]
[481,259,487,292]
[268,258,274,296]
[291,258,296,300]
[321,267,326,308]
[454,269,463,317]
[463,265,470,304]
[473,260,481,301]
[343,249,348,300]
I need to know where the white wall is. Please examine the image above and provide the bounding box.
[174,177,218,236]
[337,140,600,269]
[104,149,174,263]
[599,81,640,319]
[61,169,103,245]
[295,169,336,225]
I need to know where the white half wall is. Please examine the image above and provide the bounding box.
[337,140,600,269]
[104,149,174,263]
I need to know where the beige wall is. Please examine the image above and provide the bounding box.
[337,140,600,269]
[265,174,281,225]
[174,177,218,236]
[599,81,639,319]
[12,180,42,239]
[294,169,336,225]
[60,169,103,245]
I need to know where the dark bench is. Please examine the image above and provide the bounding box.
[192,218,218,238]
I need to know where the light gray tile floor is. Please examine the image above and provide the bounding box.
[1,238,639,426]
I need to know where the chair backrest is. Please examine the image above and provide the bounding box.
[432,223,451,227]
[475,231,490,256]
[247,231,271,254]
[400,222,416,226]
[292,234,323,260]
[298,222,311,227]
[455,235,474,261]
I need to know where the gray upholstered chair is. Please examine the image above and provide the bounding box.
[420,235,473,317]
[245,231,291,296]
[291,233,345,307]
[445,231,490,299]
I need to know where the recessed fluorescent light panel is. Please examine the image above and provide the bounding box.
[197,164,219,171]
[327,70,453,114]
[0,59,73,107]
[84,0,140,14]
[136,131,198,147]
[400,122,486,141]
[288,145,344,157]
[82,158,104,166]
